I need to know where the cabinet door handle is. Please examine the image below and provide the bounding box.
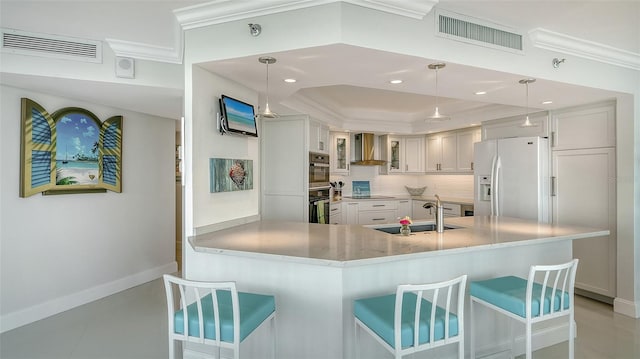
[551,131,556,148]
[372,204,386,207]
[405,164,408,171]
[372,218,386,221]
[551,176,557,197]
[471,162,474,171]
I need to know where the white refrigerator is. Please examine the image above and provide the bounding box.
[473,136,550,223]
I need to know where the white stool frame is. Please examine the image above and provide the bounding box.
[470,259,579,359]
[355,275,467,359]
[163,274,276,359]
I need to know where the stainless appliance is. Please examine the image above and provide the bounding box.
[309,152,330,188]
[474,136,550,222]
[309,187,330,223]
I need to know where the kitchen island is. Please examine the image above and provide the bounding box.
[186,216,608,359]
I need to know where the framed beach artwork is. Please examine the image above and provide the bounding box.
[209,158,253,193]
[19,98,123,196]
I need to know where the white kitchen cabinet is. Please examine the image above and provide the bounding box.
[344,202,359,224]
[309,120,329,154]
[411,199,436,220]
[404,136,425,172]
[427,128,480,173]
[482,111,549,140]
[456,128,481,172]
[329,202,343,224]
[397,199,411,219]
[344,199,401,225]
[426,131,457,172]
[330,132,350,174]
[358,210,397,225]
[442,203,462,217]
[380,135,424,174]
[553,147,617,299]
[551,102,615,150]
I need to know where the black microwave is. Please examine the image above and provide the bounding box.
[309,152,330,188]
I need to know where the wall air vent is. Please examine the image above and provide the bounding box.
[435,10,523,54]
[1,28,102,63]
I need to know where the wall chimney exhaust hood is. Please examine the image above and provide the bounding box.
[351,133,387,166]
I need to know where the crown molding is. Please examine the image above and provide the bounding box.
[105,37,183,64]
[529,27,640,71]
[174,0,437,30]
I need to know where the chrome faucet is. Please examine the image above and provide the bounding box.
[423,194,444,233]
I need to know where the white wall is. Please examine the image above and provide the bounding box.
[0,86,177,332]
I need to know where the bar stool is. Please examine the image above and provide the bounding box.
[470,259,579,359]
[163,274,276,359]
[353,275,467,359]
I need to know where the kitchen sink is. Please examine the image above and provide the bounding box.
[372,224,457,234]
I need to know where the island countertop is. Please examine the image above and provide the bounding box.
[189,216,608,266]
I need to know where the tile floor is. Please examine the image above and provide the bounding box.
[1,277,639,358]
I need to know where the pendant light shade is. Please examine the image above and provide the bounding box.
[258,56,277,118]
[427,62,450,122]
[519,78,536,127]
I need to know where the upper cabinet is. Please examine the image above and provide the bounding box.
[331,132,350,174]
[379,135,425,174]
[426,128,479,173]
[309,120,329,154]
[482,111,549,140]
[551,102,615,150]
[456,128,481,172]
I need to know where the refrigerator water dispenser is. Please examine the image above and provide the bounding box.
[478,176,491,201]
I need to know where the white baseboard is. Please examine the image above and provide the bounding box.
[0,261,177,333]
[614,297,640,318]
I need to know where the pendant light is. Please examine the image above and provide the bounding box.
[258,56,277,118]
[519,78,536,127]
[427,62,450,122]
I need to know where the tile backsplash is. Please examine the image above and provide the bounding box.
[331,165,474,199]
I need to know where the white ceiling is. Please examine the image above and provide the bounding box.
[198,43,622,131]
[1,1,638,127]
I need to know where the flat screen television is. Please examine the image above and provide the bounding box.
[219,95,258,137]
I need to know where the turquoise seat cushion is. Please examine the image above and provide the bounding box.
[173,291,275,343]
[470,276,570,318]
[353,293,459,349]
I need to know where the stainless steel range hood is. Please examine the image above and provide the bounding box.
[351,133,387,166]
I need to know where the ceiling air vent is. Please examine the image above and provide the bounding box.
[435,10,523,53]
[1,28,102,63]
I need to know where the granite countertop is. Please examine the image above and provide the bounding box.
[189,216,608,266]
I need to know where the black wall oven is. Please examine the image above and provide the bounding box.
[309,152,330,189]
[309,187,330,223]
[309,152,330,223]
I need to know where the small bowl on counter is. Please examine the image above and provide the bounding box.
[405,186,426,196]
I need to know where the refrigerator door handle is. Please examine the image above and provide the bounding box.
[494,157,502,216]
[490,155,498,216]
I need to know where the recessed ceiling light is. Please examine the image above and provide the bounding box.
[389,79,403,84]
[541,100,553,105]
[284,78,297,83]
[475,91,487,95]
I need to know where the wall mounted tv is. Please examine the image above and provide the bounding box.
[219,95,258,137]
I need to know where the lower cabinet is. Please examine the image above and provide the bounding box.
[344,202,359,224]
[397,199,411,218]
[329,202,343,224]
[357,200,398,225]
[358,210,397,225]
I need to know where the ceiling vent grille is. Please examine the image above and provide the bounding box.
[436,10,523,53]
[1,28,102,63]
